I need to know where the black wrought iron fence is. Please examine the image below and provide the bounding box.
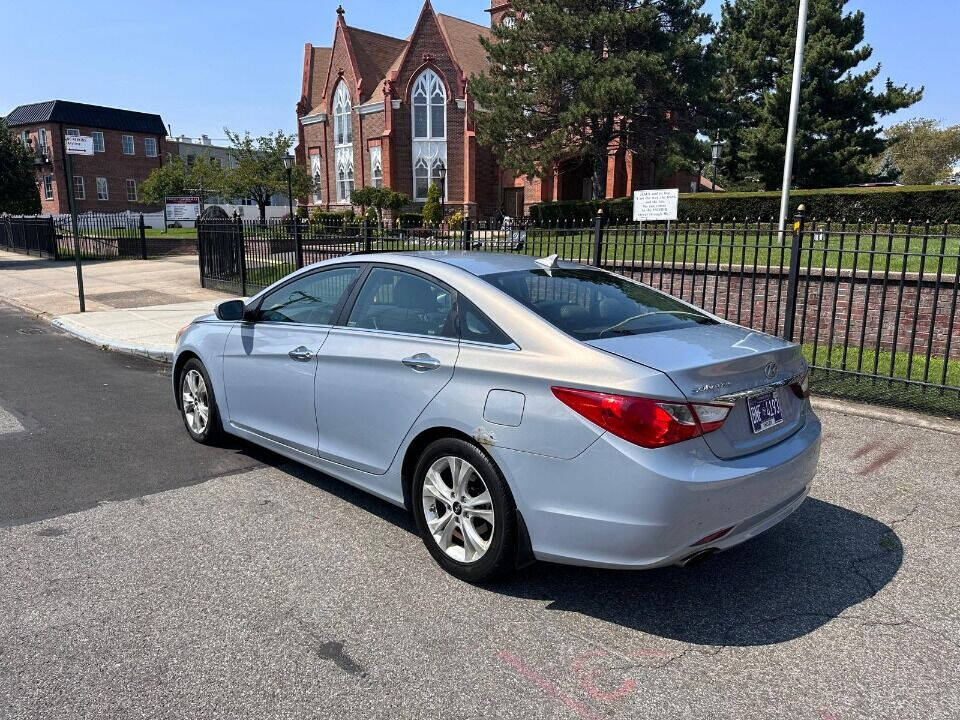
[197,212,960,415]
[0,216,58,257]
[1,213,197,261]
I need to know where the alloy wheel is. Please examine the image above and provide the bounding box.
[182,369,210,435]
[421,456,496,563]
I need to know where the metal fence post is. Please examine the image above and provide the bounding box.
[363,217,371,253]
[47,217,58,260]
[138,213,147,260]
[463,218,472,251]
[294,215,304,269]
[237,216,247,297]
[592,209,604,267]
[783,204,806,342]
[196,219,206,288]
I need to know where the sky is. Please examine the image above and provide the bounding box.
[1,0,957,143]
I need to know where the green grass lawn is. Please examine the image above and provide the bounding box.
[517,224,960,275]
[804,341,960,417]
[145,228,198,239]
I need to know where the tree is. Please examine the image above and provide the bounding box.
[421,183,443,226]
[350,186,408,226]
[221,129,312,222]
[470,0,715,200]
[140,154,226,206]
[874,119,960,186]
[0,119,41,214]
[712,0,922,190]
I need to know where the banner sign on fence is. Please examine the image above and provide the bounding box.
[65,136,94,156]
[165,197,201,222]
[633,189,679,222]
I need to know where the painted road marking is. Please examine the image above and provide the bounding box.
[0,406,25,434]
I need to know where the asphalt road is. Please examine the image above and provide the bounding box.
[0,302,264,525]
[2,300,959,719]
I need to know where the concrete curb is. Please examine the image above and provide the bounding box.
[50,317,173,364]
[811,396,960,436]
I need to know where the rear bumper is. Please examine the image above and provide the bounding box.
[491,412,822,569]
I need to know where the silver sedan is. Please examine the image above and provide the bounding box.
[174,252,821,582]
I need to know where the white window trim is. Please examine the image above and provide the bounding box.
[411,69,448,201]
[122,135,135,155]
[332,81,354,204]
[43,175,53,200]
[144,137,157,157]
[96,177,109,201]
[126,179,138,202]
[73,176,85,200]
[369,147,383,189]
[310,154,323,204]
[92,131,105,153]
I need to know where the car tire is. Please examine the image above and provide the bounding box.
[178,358,224,445]
[412,438,518,583]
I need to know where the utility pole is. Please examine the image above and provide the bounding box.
[777,0,810,243]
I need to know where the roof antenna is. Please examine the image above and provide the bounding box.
[535,253,560,270]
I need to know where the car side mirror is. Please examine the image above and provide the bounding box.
[215,299,246,321]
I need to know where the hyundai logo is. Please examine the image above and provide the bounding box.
[763,362,779,380]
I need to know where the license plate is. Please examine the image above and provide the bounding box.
[747,391,783,434]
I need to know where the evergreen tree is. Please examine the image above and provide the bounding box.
[470,0,714,200]
[712,0,922,190]
[0,119,41,215]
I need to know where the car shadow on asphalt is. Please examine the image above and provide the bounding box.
[271,458,902,647]
[492,498,903,646]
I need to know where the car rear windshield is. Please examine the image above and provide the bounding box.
[482,268,717,340]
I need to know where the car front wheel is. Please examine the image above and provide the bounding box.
[179,358,223,445]
[413,438,518,582]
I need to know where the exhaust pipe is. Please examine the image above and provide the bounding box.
[676,548,718,568]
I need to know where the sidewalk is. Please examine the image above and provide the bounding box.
[0,250,232,361]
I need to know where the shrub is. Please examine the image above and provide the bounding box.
[528,186,960,223]
[422,183,443,226]
[398,212,423,228]
[296,206,308,219]
[446,210,464,230]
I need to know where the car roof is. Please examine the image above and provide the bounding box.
[396,251,588,276]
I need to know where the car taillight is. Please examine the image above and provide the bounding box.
[551,387,731,449]
[791,372,810,398]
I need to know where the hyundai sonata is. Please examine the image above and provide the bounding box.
[174,252,821,582]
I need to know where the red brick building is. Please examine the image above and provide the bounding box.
[296,1,702,218]
[6,100,166,214]
[297,0,693,216]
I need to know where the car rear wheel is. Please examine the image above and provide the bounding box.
[179,358,223,445]
[413,438,517,582]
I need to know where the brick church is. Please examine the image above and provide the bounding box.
[296,0,690,218]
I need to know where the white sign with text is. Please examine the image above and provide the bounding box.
[65,135,94,156]
[633,188,679,222]
[165,197,201,221]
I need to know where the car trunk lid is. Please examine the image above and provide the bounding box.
[586,324,808,459]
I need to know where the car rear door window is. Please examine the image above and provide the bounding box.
[458,297,513,346]
[258,266,360,325]
[347,268,457,338]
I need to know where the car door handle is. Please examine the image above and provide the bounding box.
[401,353,441,372]
[288,346,314,362]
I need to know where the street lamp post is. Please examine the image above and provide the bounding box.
[436,161,446,221]
[711,137,723,193]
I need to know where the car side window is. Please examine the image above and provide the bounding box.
[347,268,457,338]
[258,266,360,325]
[458,296,513,346]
